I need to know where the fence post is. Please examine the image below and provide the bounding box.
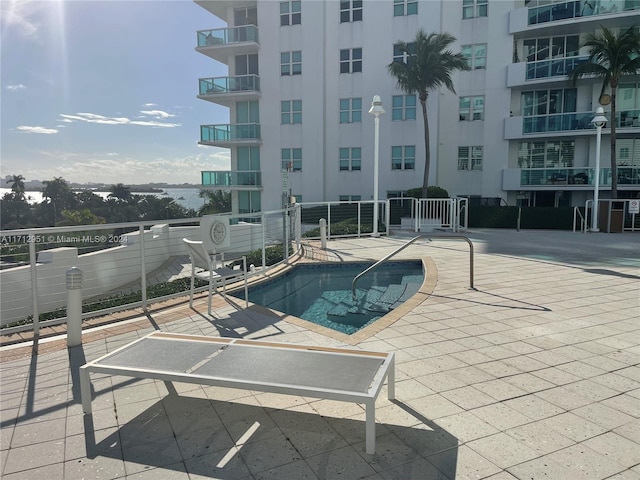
[66,267,83,347]
[319,218,327,250]
[29,238,40,339]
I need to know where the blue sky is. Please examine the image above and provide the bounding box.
[1,0,230,185]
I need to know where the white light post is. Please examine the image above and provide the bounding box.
[368,95,385,237]
[591,106,607,232]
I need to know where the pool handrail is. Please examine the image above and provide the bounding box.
[351,235,475,301]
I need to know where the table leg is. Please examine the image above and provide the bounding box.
[80,366,92,414]
[365,400,375,454]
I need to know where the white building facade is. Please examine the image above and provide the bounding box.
[194,0,640,213]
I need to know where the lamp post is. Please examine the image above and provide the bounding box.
[368,95,385,237]
[591,106,607,232]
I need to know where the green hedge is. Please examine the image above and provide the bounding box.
[468,206,578,230]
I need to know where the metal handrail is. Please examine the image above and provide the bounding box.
[352,234,475,301]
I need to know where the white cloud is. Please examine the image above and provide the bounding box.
[16,125,58,134]
[143,103,157,107]
[6,84,27,91]
[59,112,180,128]
[0,1,40,39]
[140,110,175,119]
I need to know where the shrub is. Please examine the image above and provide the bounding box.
[407,186,450,198]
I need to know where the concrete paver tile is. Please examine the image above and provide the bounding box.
[434,411,498,443]
[602,393,640,419]
[545,443,627,479]
[502,395,565,421]
[535,412,607,442]
[504,421,575,455]
[471,403,532,431]
[0,463,64,480]
[613,421,640,444]
[2,439,65,475]
[582,432,640,469]
[440,385,496,410]
[466,432,539,469]
[305,445,377,479]
[473,379,528,402]
[427,444,501,480]
[572,402,636,430]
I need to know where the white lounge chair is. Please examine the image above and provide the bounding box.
[182,238,248,314]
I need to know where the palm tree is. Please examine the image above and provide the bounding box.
[198,189,231,215]
[8,174,26,198]
[388,29,470,198]
[108,183,132,202]
[569,25,640,199]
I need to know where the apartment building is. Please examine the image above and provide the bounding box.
[194,0,640,214]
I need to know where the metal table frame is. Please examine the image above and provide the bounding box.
[80,331,395,454]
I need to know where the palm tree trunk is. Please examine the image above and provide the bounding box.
[420,96,430,198]
[610,84,618,199]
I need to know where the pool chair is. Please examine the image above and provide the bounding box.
[182,238,249,315]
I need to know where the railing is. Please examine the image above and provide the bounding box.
[0,208,301,336]
[527,0,639,25]
[298,201,390,239]
[352,235,475,300]
[199,75,260,95]
[525,56,588,80]
[200,123,261,143]
[196,25,259,47]
[573,206,586,233]
[520,166,640,187]
[523,109,640,134]
[201,171,262,188]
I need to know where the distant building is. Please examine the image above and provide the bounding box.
[194,0,640,213]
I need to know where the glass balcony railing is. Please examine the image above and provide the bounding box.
[520,166,640,186]
[528,0,640,25]
[201,171,262,188]
[196,25,259,47]
[523,109,640,134]
[200,124,261,143]
[525,56,588,80]
[199,75,260,95]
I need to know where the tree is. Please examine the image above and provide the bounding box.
[198,189,231,215]
[108,183,132,202]
[58,209,106,226]
[42,177,75,223]
[388,30,470,198]
[8,174,26,198]
[569,25,640,199]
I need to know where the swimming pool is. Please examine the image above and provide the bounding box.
[232,261,424,335]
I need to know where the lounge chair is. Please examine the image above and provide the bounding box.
[183,238,248,315]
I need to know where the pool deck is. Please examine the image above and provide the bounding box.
[1,229,639,479]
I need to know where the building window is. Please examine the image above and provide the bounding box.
[523,35,579,63]
[280,1,301,26]
[340,0,362,23]
[237,146,260,170]
[393,0,417,16]
[340,48,362,73]
[339,195,361,202]
[339,147,361,171]
[517,140,574,168]
[281,51,302,76]
[461,44,487,70]
[282,148,302,171]
[458,146,483,170]
[391,146,415,170]
[463,0,487,19]
[387,190,412,207]
[521,89,577,116]
[459,96,484,121]
[616,139,640,166]
[339,98,362,123]
[392,42,416,64]
[281,100,302,124]
[392,95,416,121]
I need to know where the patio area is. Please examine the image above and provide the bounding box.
[1,229,639,479]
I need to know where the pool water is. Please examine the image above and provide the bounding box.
[232,261,424,335]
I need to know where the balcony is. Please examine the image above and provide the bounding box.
[199,123,261,147]
[502,166,640,189]
[510,0,640,33]
[201,170,262,190]
[198,75,260,106]
[195,25,259,63]
[504,109,640,139]
[507,56,588,87]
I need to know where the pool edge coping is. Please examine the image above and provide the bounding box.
[246,257,438,346]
